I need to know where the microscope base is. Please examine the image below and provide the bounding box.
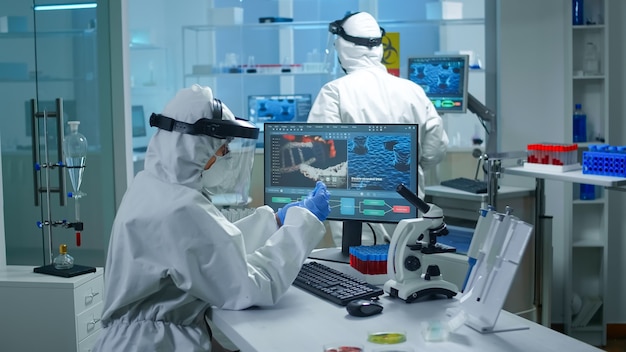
[384,278,458,303]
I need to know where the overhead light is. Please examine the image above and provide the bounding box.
[34,3,97,11]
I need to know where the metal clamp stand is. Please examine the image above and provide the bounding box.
[29,98,95,278]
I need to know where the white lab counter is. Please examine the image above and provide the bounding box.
[208,260,602,352]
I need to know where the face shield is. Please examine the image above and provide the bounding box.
[326,12,385,74]
[200,136,257,205]
[150,97,260,205]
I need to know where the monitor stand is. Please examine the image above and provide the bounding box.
[307,220,362,264]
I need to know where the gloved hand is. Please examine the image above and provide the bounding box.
[276,181,331,224]
[301,181,331,222]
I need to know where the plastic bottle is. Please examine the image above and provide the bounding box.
[583,42,600,76]
[63,121,88,197]
[53,244,74,269]
[580,184,596,200]
[572,0,584,25]
[573,104,587,143]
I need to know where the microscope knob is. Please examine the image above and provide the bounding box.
[404,255,421,272]
[424,265,441,281]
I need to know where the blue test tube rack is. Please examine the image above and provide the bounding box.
[582,144,626,177]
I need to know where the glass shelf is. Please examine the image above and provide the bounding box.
[182,18,484,32]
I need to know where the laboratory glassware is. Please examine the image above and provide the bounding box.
[63,121,88,199]
[53,244,74,270]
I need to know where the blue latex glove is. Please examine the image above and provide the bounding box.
[276,181,331,224]
[302,181,331,222]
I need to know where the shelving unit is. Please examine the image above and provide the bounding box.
[180,16,484,119]
[564,0,610,345]
[181,21,335,118]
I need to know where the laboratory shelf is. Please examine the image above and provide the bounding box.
[182,18,485,32]
[573,198,605,205]
[184,71,329,79]
[567,2,611,345]
[572,239,604,248]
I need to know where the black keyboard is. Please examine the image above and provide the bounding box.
[441,177,488,194]
[293,262,384,306]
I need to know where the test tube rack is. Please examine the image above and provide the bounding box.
[582,144,626,177]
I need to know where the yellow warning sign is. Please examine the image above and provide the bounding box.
[382,32,400,77]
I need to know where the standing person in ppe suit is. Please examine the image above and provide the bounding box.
[92,84,330,352]
[307,12,448,246]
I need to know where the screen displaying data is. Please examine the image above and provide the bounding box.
[248,94,312,147]
[264,123,419,223]
[407,55,469,114]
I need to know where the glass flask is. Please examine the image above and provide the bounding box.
[53,244,74,270]
[63,121,88,198]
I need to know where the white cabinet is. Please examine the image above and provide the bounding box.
[564,0,609,346]
[0,266,104,351]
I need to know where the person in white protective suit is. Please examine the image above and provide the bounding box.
[307,12,448,246]
[92,84,331,352]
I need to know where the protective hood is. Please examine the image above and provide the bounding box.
[143,84,232,189]
[335,12,386,74]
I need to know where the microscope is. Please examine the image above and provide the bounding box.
[383,184,459,303]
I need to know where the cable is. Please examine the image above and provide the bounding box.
[366,222,377,245]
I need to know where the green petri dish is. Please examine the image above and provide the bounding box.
[367,332,407,344]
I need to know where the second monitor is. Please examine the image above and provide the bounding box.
[264,122,419,261]
[407,54,469,114]
[248,94,312,147]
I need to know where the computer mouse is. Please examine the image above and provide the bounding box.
[346,299,383,317]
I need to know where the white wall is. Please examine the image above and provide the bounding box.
[496,0,569,323]
[0,137,5,268]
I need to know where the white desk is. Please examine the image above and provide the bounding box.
[209,261,602,352]
[505,167,626,188]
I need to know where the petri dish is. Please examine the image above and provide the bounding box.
[367,331,407,344]
[322,343,364,352]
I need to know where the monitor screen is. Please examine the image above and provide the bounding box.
[248,94,312,147]
[264,122,419,259]
[131,105,147,137]
[131,105,150,153]
[407,55,469,114]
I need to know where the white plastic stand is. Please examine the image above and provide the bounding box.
[458,210,534,334]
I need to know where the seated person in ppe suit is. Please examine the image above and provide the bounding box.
[307,12,448,246]
[92,84,331,352]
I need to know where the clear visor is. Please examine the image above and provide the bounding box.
[206,137,257,206]
[324,32,339,75]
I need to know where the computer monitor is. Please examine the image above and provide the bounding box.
[407,54,469,114]
[131,105,149,152]
[248,94,312,147]
[264,122,419,262]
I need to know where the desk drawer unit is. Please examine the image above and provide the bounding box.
[0,266,104,352]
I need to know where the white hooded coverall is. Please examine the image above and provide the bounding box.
[92,85,326,351]
[307,12,448,245]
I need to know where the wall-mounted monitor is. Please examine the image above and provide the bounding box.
[248,94,312,147]
[407,54,469,114]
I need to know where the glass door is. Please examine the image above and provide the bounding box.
[0,0,117,267]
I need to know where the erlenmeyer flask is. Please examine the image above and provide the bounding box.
[63,121,88,198]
